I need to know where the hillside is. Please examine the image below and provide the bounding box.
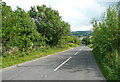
[71,31,93,37]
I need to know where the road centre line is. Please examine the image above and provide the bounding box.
[74,52,79,55]
[54,47,84,72]
[54,57,72,71]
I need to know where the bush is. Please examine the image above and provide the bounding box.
[82,36,91,45]
[87,44,93,48]
[66,35,81,45]
[91,5,120,80]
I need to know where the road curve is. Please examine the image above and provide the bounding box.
[2,45,105,80]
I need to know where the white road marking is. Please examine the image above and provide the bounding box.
[45,76,48,77]
[74,52,78,55]
[54,57,72,71]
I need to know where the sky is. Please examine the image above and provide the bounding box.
[2,0,120,31]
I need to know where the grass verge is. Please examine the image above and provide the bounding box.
[93,48,120,80]
[1,43,80,69]
[0,56,2,69]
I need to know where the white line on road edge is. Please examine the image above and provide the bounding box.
[74,52,78,55]
[54,57,72,71]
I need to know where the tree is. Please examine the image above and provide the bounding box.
[82,36,91,45]
[28,5,70,46]
[91,5,120,80]
[92,6,119,51]
[2,2,45,52]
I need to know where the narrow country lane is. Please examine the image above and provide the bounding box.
[2,45,105,80]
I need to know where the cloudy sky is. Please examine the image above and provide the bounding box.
[2,0,120,31]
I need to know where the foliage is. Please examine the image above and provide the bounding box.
[2,2,80,59]
[93,48,120,80]
[91,5,120,80]
[28,5,71,46]
[2,2,45,52]
[87,44,93,48]
[66,35,81,45]
[2,43,80,68]
[82,36,91,45]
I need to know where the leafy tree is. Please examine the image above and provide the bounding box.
[92,6,119,51]
[82,36,91,45]
[91,5,120,80]
[28,5,70,46]
[2,2,45,52]
[66,35,80,45]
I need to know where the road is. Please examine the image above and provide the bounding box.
[2,45,105,80]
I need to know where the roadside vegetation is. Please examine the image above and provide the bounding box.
[2,44,79,68]
[82,36,93,48]
[91,4,120,80]
[1,2,80,69]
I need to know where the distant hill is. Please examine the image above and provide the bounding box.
[71,31,93,37]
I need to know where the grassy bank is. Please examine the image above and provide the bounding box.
[0,57,2,69]
[1,43,80,69]
[93,48,120,80]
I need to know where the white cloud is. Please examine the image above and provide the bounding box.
[2,0,54,11]
[71,25,93,31]
[96,0,120,2]
[2,0,111,31]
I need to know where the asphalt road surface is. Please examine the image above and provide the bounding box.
[2,45,105,80]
